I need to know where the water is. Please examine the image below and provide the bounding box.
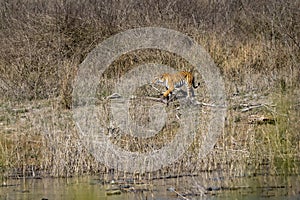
[1,174,300,200]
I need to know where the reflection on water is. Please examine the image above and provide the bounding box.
[1,177,106,200]
[1,173,300,200]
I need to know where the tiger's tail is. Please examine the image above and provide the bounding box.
[192,78,200,89]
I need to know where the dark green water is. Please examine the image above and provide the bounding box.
[1,173,300,200]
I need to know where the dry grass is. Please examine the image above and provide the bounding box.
[0,0,299,179]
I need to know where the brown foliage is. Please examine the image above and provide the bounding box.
[0,0,299,102]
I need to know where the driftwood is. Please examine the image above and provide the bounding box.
[107,93,225,107]
[239,103,275,112]
[167,187,190,200]
[144,96,167,103]
[106,93,122,99]
[248,114,275,125]
[107,93,174,104]
[241,104,264,112]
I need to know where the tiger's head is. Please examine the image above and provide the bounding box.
[152,73,169,85]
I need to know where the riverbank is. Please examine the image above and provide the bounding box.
[0,1,299,198]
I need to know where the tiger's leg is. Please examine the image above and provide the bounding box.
[163,86,174,98]
[162,87,174,104]
[186,75,196,98]
[167,91,178,103]
[185,86,196,105]
[189,87,195,98]
[185,85,192,98]
[167,88,183,104]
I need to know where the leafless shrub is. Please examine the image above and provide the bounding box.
[0,0,299,178]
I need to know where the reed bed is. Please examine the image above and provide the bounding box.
[0,0,299,182]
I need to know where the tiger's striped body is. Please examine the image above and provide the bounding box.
[153,71,200,100]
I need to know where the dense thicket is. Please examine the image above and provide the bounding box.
[0,0,299,100]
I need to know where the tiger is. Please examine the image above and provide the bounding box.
[152,71,200,102]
